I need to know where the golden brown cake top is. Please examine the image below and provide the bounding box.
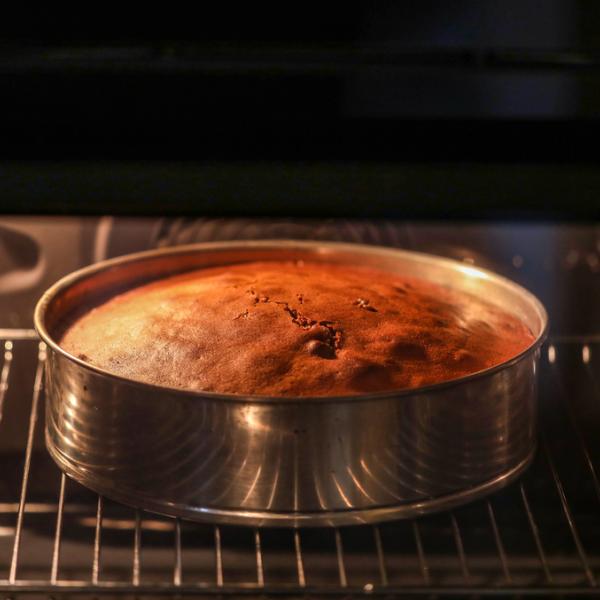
[60,260,535,396]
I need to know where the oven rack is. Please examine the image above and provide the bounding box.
[1,330,600,597]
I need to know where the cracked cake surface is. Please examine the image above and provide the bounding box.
[60,260,535,396]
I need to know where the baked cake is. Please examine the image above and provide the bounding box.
[60,261,535,396]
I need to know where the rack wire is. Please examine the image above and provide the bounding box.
[1,330,600,597]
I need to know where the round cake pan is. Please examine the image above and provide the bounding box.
[35,241,548,527]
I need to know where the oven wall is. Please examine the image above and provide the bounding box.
[1,216,598,338]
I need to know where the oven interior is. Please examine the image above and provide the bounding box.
[0,217,599,597]
[2,2,600,596]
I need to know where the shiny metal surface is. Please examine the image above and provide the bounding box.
[34,241,547,527]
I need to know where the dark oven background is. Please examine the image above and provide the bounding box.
[2,1,600,220]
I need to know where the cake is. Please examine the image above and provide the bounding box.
[60,260,535,396]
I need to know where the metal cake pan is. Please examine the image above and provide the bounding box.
[35,241,548,527]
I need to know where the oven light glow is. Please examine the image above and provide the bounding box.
[65,391,80,409]
[78,517,174,531]
[458,265,489,280]
[548,345,556,364]
[242,406,271,432]
[582,345,591,364]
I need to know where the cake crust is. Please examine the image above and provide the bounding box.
[60,261,535,396]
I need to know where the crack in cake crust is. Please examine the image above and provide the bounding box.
[243,289,343,358]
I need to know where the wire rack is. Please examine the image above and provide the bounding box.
[1,330,600,597]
